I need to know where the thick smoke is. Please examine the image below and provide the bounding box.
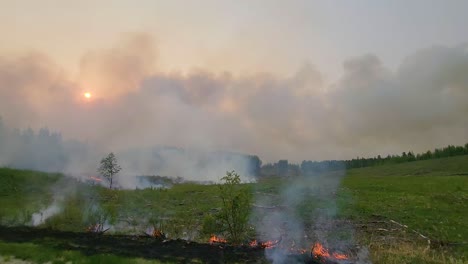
[1,33,468,179]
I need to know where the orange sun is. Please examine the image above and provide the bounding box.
[84,92,92,99]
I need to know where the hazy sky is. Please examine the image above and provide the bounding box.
[2,0,467,78]
[1,0,468,162]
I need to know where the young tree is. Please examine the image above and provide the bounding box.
[98,152,121,189]
[217,170,251,244]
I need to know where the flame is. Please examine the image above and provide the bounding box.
[209,235,226,244]
[312,242,348,260]
[261,240,279,249]
[312,242,329,257]
[89,176,103,182]
[250,239,305,251]
[333,253,348,260]
[249,240,258,247]
[246,239,346,260]
[248,239,279,249]
[152,229,164,238]
[86,223,102,233]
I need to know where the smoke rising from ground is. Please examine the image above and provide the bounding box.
[1,33,468,174]
[252,170,364,263]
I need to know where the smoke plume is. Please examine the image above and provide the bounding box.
[1,33,468,181]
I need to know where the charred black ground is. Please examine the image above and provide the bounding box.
[0,225,342,263]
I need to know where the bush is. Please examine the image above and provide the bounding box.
[216,170,251,244]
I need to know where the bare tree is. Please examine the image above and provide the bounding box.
[98,152,121,189]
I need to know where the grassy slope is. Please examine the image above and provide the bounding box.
[341,155,468,263]
[0,168,61,224]
[0,156,467,263]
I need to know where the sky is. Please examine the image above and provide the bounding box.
[1,0,468,162]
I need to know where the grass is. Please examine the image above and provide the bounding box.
[0,241,163,264]
[0,168,251,238]
[341,155,468,263]
[0,156,467,263]
[0,168,61,225]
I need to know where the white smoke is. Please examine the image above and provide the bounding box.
[253,169,363,263]
[31,202,61,226]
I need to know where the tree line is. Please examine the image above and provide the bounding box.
[0,117,262,180]
[261,143,468,177]
[342,143,468,169]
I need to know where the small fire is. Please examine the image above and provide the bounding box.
[261,240,279,249]
[248,239,280,249]
[246,240,348,260]
[249,240,258,247]
[89,176,103,182]
[209,235,227,244]
[86,223,103,233]
[312,242,348,261]
[152,229,165,238]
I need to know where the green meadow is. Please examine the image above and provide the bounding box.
[0,155,467,263]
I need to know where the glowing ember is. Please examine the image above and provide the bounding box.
[209,235,227,244]
[312,242,348,261]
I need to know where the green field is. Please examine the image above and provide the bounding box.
[341,156,468,263]
[0,156,467,263]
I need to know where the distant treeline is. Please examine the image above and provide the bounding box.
[342,143,468,169]
[2,116,467,179]
[261,143,468,177]
[0,117,262,179]
[0,117,90,172]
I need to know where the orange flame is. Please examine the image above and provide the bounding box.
[86,223,102,233]
[249,239,306,252]
[89,176,103,182]
[249,240,258,247]
[333,253,348,260]
[312,242,348,260]
[261,240,279,249]
[152,229,164,238]
[248,239,279,248]
[249,239,278,248]
[209,235,227,244]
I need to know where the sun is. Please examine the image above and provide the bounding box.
[84,92,92,99]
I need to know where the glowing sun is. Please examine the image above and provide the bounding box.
[84,92,92,99]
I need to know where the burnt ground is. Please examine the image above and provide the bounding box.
[0,226,333,264]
